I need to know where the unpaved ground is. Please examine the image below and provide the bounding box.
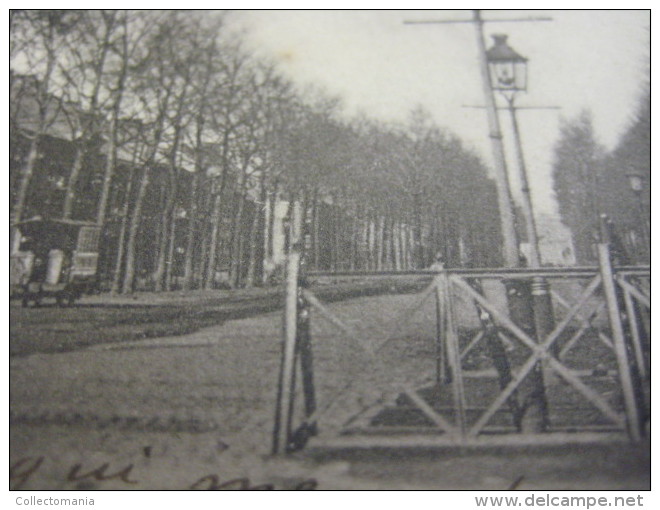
[10,288,650,490]
[9,278,424,357]
[10,424,651,490]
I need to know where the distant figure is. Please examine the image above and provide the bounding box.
[29,255,47,284]
[430,252,445,271]
[606,220,630,265]
[10,255,30,285]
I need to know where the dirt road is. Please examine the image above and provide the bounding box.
[10,288,650,490]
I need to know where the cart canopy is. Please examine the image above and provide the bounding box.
[13,217,99,255]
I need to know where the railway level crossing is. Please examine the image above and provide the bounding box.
[272,243,649,454]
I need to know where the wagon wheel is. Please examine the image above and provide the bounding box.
[56,292,77,307]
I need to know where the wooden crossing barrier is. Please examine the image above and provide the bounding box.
[272,243,650,454]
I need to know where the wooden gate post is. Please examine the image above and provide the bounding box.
[297,290,317,427]
[443,273,467,437]
[272,251,301,454]
[434,276,449,385]
[597,244,641,442]
[621,283,648,381]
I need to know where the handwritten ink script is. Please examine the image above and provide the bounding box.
[11,456,317,490]
[189,475,318,490]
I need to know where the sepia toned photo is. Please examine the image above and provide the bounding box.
[9,9,650,492]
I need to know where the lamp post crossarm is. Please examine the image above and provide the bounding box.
[462,105,561,111]
[404,17,552,25]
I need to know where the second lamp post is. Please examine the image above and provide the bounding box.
[487,33,556,350]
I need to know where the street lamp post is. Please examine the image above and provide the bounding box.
[473,13,520,268]
[486,34,555,326]
[486,34,542,268]
[625,169,649,262]
[487,33,556,431]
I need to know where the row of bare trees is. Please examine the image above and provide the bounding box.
[552,91,650,265]
[10,10,503,293]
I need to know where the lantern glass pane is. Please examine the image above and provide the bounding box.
[490,62,516,89]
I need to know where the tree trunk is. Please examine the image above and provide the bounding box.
[244,212,260,287]
[364,213,371,270]
[182,115,206,291]
[350,206,359,270]
[62,143,85,220]
[12,137,39,224]
[406,221,414,270]
[382,215,388,269]
[267,184,278,260]
[121,97,168,294]
[299,189,309,257]
[205,186,224,290]
[164,205,177,290]
[229,185,247,289]
[96,50,127,225]
[96,102,123,226]
[152,176,177,291]
[413,193,423,268]
[110,187,129,294]
[151,178,169,291]
[376,215,385,271]
[11,33,57,228]
[393,222,401,270]
[63,16,113,222]
[387,217,395,269]
[331,203,340,271]
[204,129,232,290]
[121,163,150,293]
[110,144,141,294]
[96,103,123,225]
[262,182,279,284]
[366,212,374,271]
[182,169,199,291]
[96,16,128,226]
[252,174,269,285]
[312,191,320,270]
[110,134,143,294]
[197,189,211,288]
[244,181,264,288]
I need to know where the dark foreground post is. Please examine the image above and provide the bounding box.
[598,244,642,442]
[504,278,550,432]
[434,275,449,385]
[272,251,300,454]
[297,286,317,431]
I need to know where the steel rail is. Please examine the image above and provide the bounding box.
[306,266,648,280]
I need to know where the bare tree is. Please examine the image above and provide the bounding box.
[203,46,252,289]
[180,15,226,290]
[10,11,79,227]
[120,18,176,293]
[58,10,120,220]
[96,10,151,226]
[552,111,605,264]
[149,13,197,292]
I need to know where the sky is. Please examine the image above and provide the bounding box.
[229,9,649,216]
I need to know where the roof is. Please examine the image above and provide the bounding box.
[486,34,527,62]
[13,217,100,252]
